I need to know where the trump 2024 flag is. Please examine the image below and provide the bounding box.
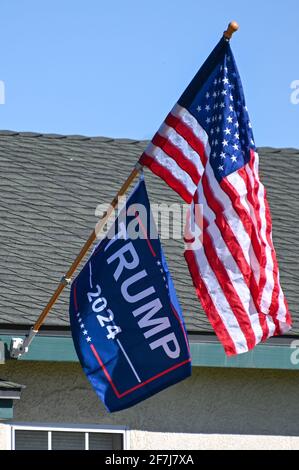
[69,177,191,412]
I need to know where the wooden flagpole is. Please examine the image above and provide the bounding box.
[34,163,142,331]
[10,21,239,358]
[10,163,142,357]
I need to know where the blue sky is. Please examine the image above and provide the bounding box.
[0,0,298,148]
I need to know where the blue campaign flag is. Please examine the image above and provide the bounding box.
[69,177,191,412]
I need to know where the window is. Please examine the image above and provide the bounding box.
[11,425,126,450]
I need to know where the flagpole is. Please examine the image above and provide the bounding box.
[10,163,143,357]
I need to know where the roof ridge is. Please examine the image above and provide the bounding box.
[0,129,146,145]
[0,130,298,151]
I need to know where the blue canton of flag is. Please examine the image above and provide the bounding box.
[69,177,191,412]
[187,48,255,182]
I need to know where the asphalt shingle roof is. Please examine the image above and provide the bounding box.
[0,131,298,334]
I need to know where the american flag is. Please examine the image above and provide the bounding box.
[139,37,292,355]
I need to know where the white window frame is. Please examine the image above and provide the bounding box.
[10,423,129,450]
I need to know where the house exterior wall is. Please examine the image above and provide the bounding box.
[129,431,299,450]
[1,360,299,449]
[0,423,9,450]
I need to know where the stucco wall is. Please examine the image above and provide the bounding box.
[0,423,10,450]
[129,431,299,450]
[1,361,299,448]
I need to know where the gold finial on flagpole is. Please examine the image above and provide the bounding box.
[223,21,239,40]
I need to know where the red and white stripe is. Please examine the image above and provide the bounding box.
[140,104,292,356]
[140,104,208,203]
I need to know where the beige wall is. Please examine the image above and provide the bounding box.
[129,431,299,450]
[1,360,299,449]
[0,423,10,450]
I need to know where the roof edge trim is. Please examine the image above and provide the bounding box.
[1,334,299,370]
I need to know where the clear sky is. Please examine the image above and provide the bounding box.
[0,0,298,148]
